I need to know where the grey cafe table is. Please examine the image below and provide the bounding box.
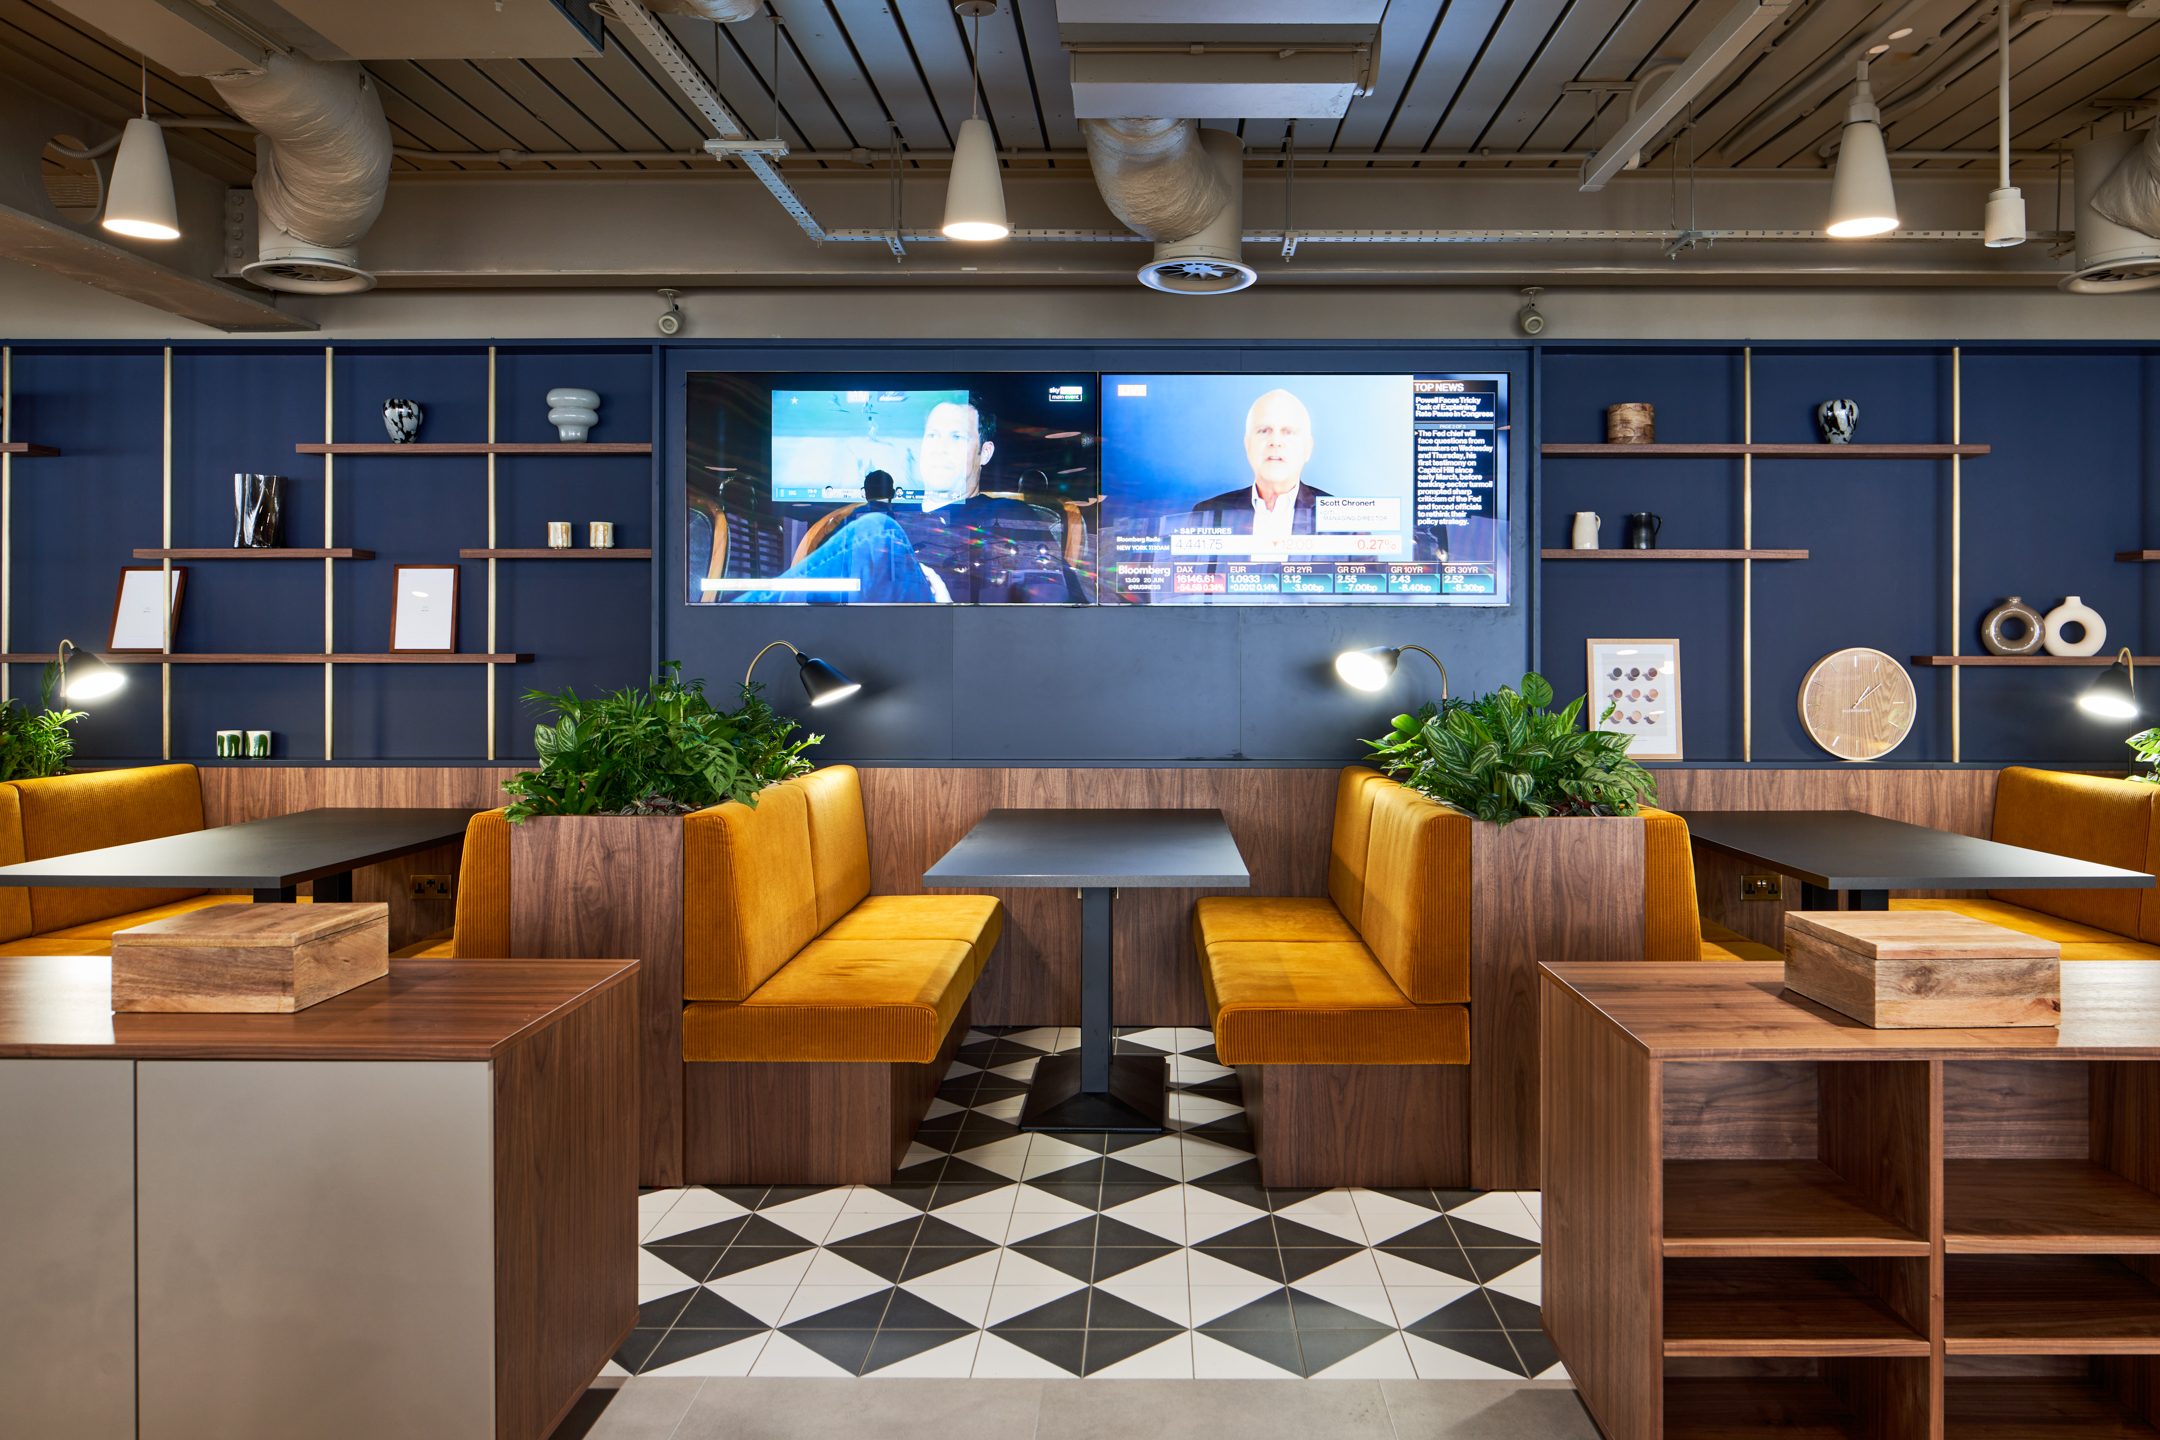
[0,807,481,904]
[1677,808,2156,912]
[924,808,1250,1133]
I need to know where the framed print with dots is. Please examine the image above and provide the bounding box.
[1586,638,1681,762]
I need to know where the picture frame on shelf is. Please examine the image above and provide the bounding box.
[1586,637,1681,761]
[107,566,187,652]
[390,565,460,653]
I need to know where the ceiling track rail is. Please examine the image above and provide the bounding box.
[592,0,827,241]
[818,227,2047,244]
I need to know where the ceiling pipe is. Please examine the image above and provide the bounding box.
[1984,0,2027,244]
[1869,0,2130,129]
[1579,0,1803,191]
[1721,0,1940,162]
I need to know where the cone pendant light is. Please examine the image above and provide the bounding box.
[1826,60,1899,238]
[104,118,179,240]
[941,2,1008,241]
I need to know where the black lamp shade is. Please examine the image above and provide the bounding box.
[797,653,861,706]
[2080,655,2140,721]
[59,645,125,702]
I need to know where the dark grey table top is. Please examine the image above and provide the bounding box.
[0,808,480,889]
[1676,809,2157,891]
[923,809,1252,889]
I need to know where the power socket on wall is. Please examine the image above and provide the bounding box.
[408,874,456,901]
[1740,875,1783,902]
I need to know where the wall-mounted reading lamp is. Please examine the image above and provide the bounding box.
[746,641,861,706]
[1334,644,1449,698]
[2080,648,2139,721]
[55,639,126,701]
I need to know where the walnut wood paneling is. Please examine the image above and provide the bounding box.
[197,766,325,826]
[682,998,972,1186]
[1234,1061,1468,1188]
[508,816,684,1189]
[1663,1061,1819,1159]
[492,964,637,1440]
[1472,815,1645,1190]
[1944,1060,2090,1158]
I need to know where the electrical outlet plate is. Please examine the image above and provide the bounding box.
[408,873,455,901]
[1740,874,1783,901]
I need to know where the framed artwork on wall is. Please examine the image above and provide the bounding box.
[390,565,460,653]
[107,566,187,652]
[1586,637,1681,761]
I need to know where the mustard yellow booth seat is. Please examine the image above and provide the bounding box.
[1890,766,2160,961]
[680,765,1002,1185]
[0,764,265,956]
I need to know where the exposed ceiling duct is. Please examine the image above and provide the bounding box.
[1080,119,1232,246]
[210,52,390,294]
[1133,128,1252,296]
[2063,128,2160,292]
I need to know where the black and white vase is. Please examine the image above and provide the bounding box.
[1816,398,1859,444]
[383,398,423,444]
[233,474,286,548]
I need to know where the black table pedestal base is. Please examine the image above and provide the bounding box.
[1800,882,1889,912]
[1018,1054,1168,1133]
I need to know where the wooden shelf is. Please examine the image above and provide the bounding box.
[1913,656,2159,667]
[0,653,530,664]
[0,442,58,457]
[1663,1258,1932,1356]
[1665,1378,1869,1440]
[295,442,651,456]
[1665,1159,1932,1258]
[1542,442,1989,458]
[1947,1254,2160,1353]
[2118,552,2160,562]
[1945,1376,2160,1439]
[133,548,374,560]
[1543,548,1809,561]
[459,548,652,559]
[1948,1159,2160,1253]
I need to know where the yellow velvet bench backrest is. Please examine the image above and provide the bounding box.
[449,809,510,959]
[0,784,29,942]
[1988,767,2160,942]
[10,764,206,934]
[1326,765,1471,1005]
[1641,807,1709,963]
[682,764,872,1003]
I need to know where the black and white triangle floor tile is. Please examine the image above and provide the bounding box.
[621,1025,1560,1381]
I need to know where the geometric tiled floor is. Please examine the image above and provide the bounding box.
[622,1025,1561,1382]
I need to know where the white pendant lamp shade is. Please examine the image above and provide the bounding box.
[942,117,1008,241]
[1985,186,2028,247]
[1826,72,1898,238]
[102,118,180,240]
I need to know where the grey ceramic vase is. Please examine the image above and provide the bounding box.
[1981,596,2045,656]
[1816,398,1859,444]
[383,397,423,444]
[233,474,286,548]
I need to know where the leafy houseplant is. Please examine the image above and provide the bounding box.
[2126,728,2160,784]
[501,662,819,823]
[0,664,87,782]
[1361,672,1656,825]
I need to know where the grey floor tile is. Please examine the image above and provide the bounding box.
[670,1378,1045,1440]
[575,1378,706,1440]
[1035,1379,1392,1440]
[1377,1379,1596,1439]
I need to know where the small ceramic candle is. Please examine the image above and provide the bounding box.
[547,522,573,549]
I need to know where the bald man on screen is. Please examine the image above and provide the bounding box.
[1184,388,1332,540]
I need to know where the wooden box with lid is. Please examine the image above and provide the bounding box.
[1783,910,2061,1029]
[112,901,390,1013]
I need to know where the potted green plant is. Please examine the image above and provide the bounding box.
[0,666,87,781]
[499,663,820,1187]
[1361,674,1657,1189]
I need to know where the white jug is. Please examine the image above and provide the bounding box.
[1571,512,1601,549]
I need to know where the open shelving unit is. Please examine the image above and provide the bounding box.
[1541,442,1990,459]
[294,442,651,456]
[459,548,652,560]
[0,442,58,457]
[134,548,375,561]
[0,652,530,665]
[1912,656,2154,667]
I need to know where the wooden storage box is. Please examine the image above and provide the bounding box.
[1782,910,2060,1029]
[112,902,390,1013]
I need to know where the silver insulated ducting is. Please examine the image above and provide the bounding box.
[1082,119,1253,296]
[212,52,392,294]
[2063,128,2160,294]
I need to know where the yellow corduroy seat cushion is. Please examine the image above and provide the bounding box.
[0,782,30,943]
[818,894,1003,958]
[1187,896,1363,948]
[1888,896,2130,945]
[0,893,267,956]
[1701,918,1785,964]
[684,934,989,1064]
[1196,908,1469,1066]
[1985,768,2160,941]
[13,764,207,934]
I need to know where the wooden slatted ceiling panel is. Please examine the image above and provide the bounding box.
[15,0,2160,185]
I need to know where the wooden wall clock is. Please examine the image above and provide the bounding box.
[1799,647,1917,760]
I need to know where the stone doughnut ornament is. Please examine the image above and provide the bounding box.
[1980,597,2044,657]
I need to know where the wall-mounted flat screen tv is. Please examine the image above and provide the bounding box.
[1097,372,1509,605]
[686,372,1101,604]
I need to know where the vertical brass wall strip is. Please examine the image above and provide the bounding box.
[1743,347,1753,765]
[486,347,498,762]
[2,346,10,706]
[324,347,335,760]
[161,347,172,761]
[1952,347,1962,764]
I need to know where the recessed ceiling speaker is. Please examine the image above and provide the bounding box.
[2062,129,2160,295]
[1136,129,1256,296]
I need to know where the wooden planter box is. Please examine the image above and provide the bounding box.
[1471,813,1644,1191]
[508,815,684,1189]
